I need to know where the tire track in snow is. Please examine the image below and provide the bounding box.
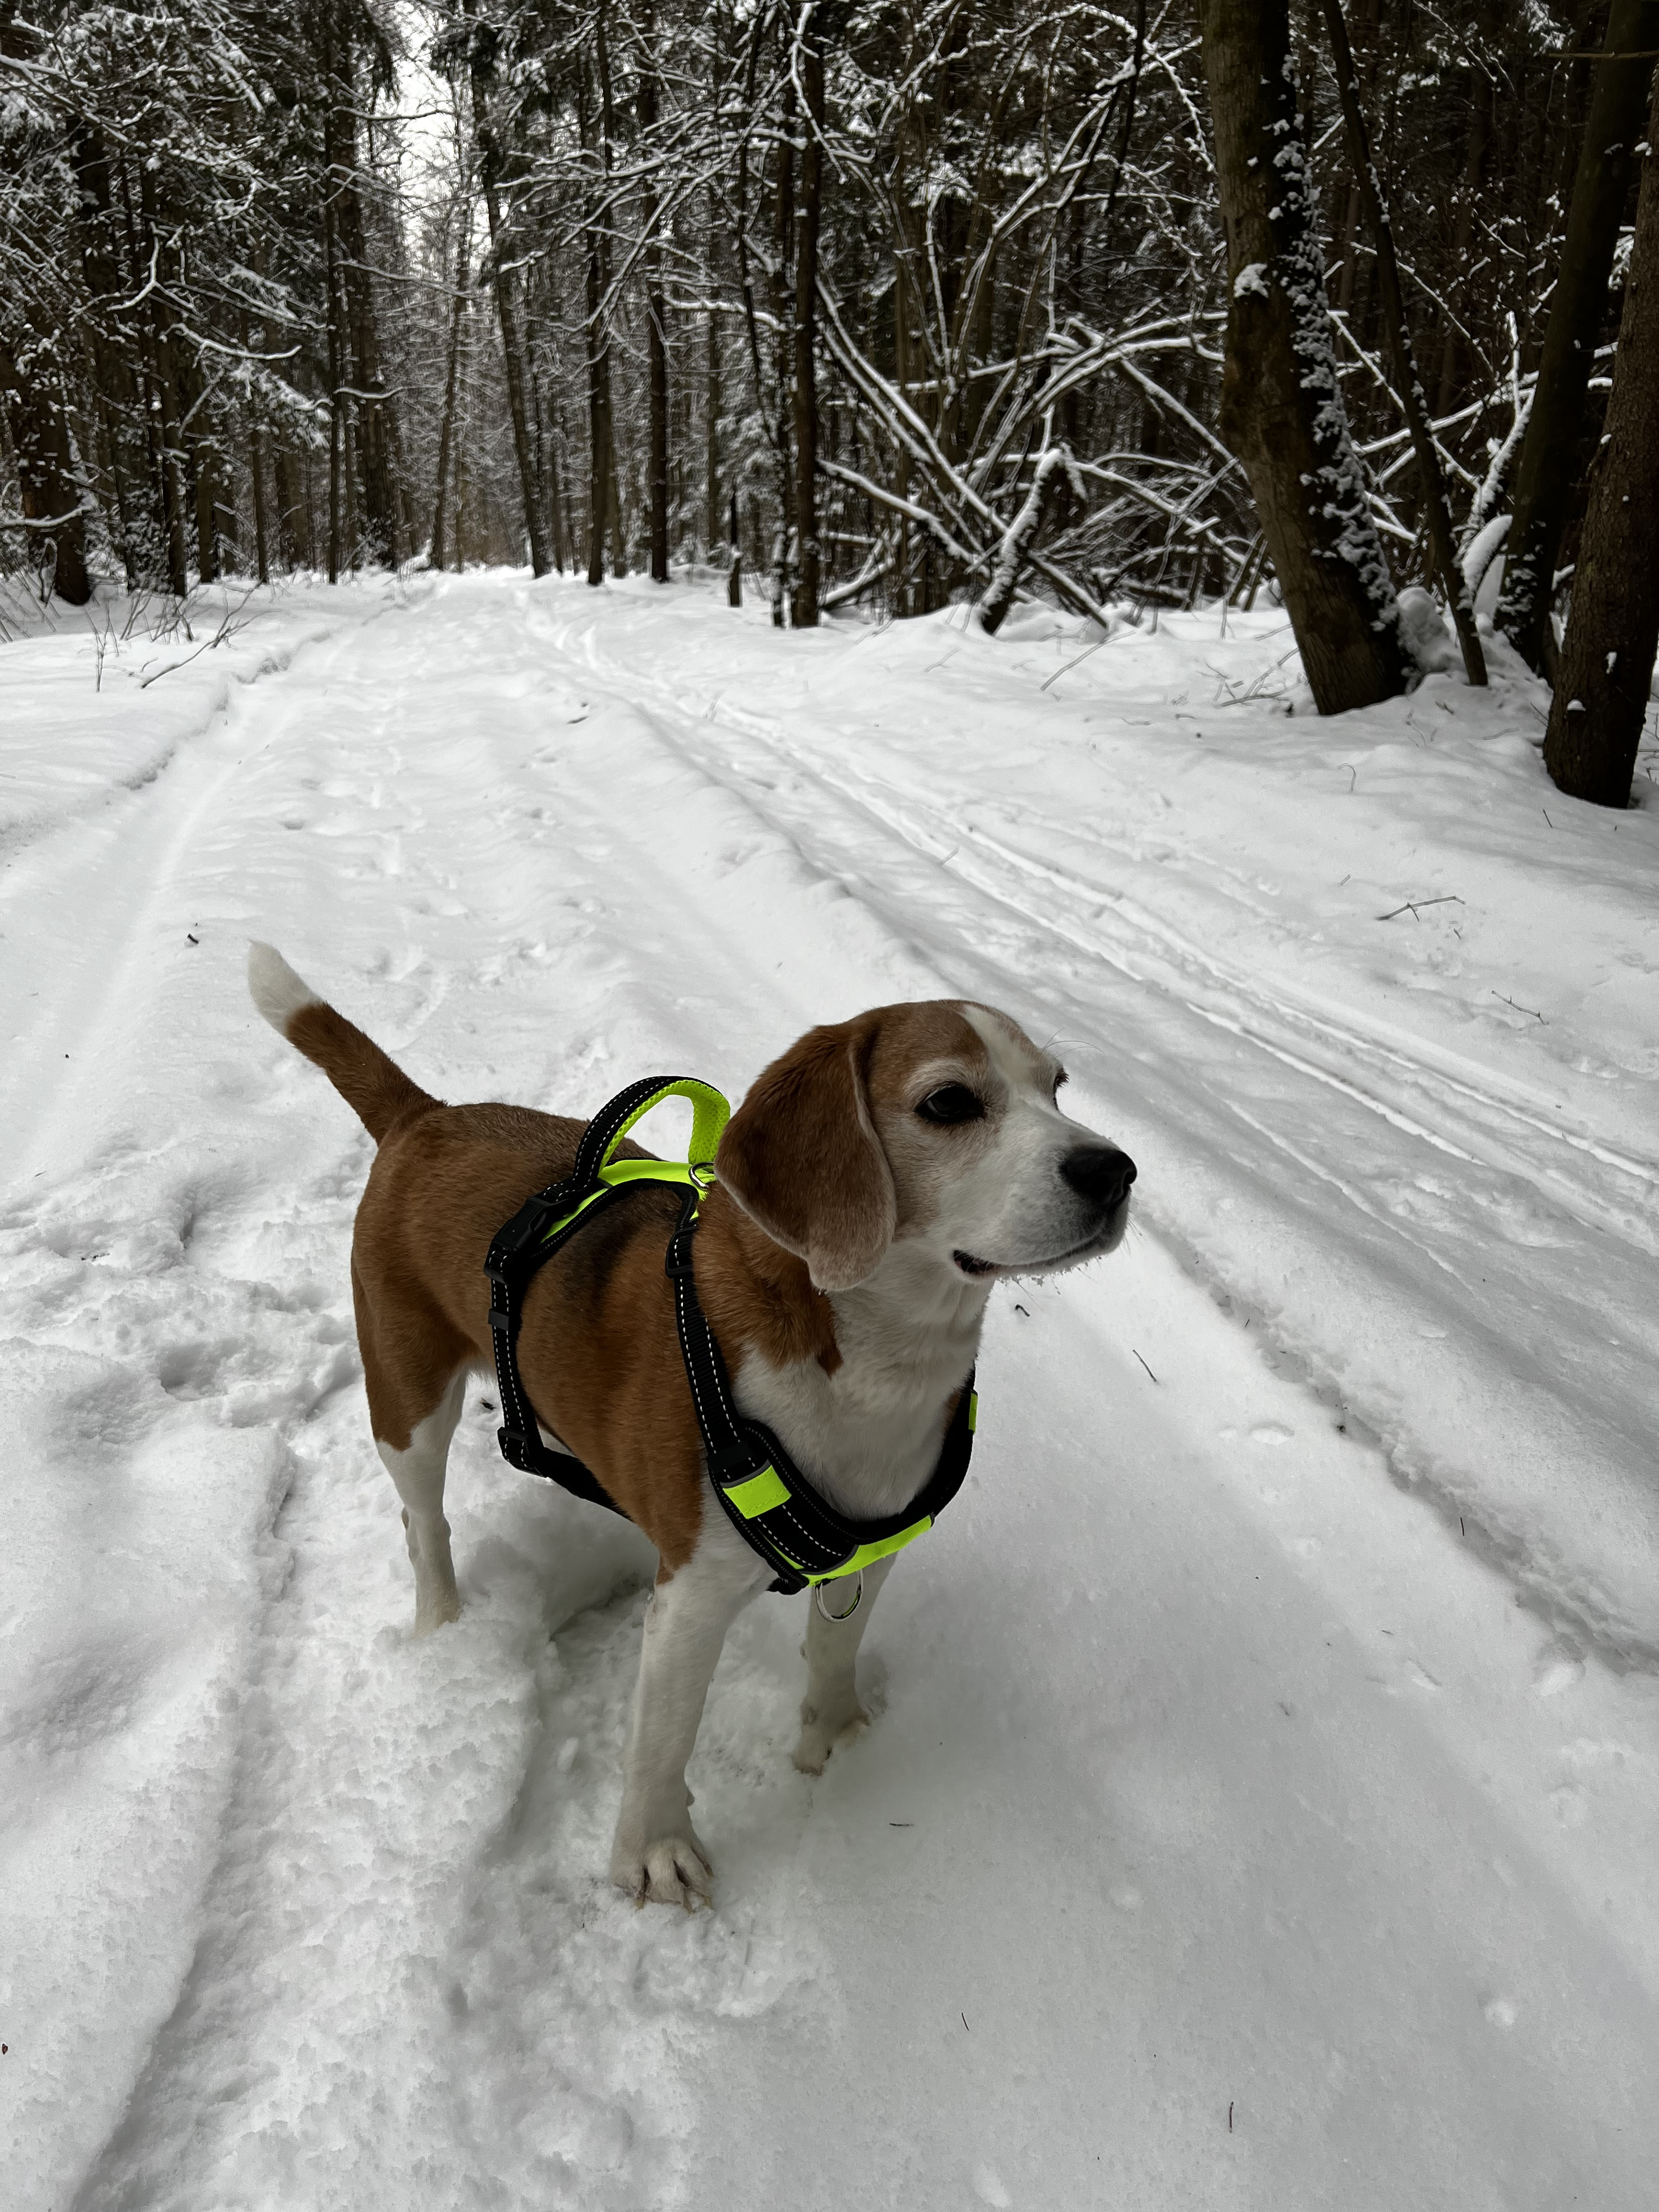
[54,581,827,2212]
[1,597,381,1182]
[572,626,1659,1229]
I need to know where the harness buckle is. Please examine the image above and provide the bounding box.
[708,1439,763,1485]
[489,1184,577,1272]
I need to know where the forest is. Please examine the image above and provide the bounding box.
[3,2,1656,805]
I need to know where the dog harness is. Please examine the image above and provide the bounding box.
[483,1076,977,1595]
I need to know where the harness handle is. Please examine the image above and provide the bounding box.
[571,1075,731,1200]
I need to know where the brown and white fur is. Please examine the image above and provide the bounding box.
[247,944,1136,1906]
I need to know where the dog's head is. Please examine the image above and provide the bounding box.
[716,1001,1135,1293]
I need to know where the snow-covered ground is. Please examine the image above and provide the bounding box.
[3,568,1656,2211]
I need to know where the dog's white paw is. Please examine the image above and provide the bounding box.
[411,1589,460,1638]
[611,1831,714,1910]
[793,1692,871,1775]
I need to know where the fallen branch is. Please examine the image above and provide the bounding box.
[979,436,1082,635]
[1376,894,1463,919]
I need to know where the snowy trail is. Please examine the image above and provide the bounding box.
[3,572,1656,2211]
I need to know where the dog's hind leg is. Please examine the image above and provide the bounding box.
[377,1369,467,1637]
[354,1254,470,1636]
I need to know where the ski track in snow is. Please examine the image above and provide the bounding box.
[3,571,1657,2211]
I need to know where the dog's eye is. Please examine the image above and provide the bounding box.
[1052,1069,1069,1101]
[916,1085,984,1126]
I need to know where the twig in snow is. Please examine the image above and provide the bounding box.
[1132,1349,1158,1383]
[1542,808,1555,828]
[1040,628,1116,691]
[137,584,261,688]
[1376,895,1463,921]
[1491,991,1544,1023]
[1209,645,1301,707]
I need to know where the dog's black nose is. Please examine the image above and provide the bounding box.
[1060,1146,1137,1209]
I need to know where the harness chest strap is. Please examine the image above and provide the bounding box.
[483,1076,977,1595]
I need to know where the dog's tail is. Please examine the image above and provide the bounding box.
[248,942,441,1143]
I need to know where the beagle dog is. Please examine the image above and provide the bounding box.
[247,946,1135,1906]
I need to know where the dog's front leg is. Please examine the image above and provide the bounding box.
[611,1519,763,1908]
[794,1555,895,1774]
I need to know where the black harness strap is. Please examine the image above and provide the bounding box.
[484,1074,682,1509]
[486,1081,977,1593]
[663,1197,975,1592]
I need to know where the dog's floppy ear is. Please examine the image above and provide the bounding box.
[716,1015,896,1291]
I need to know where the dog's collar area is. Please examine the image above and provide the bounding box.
[483,1075,977,1595]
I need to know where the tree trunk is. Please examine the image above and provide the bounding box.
[329,77,397,567]
[1319,0,1485,684]
[431,187,471,571]
[238,296,269,584]
[706,287,721,562]
[727,488,742,605]
[136,160,189,596]
[482,174,550,575]
[1544,74,1659,808]
[340,399,359,571]
[791,10,825,627]
[274,448,309,569]
[1436,70,1489,417]
[770,96,796,627]
[581,30,619,586]
[1498,0,1659,673]
[1197,0,1403,714]
[639,12,670,583]
[584,211,613,589]
[646,273,669,581]
[69,121,143,586]
[185,366,221,583]
[323,159,345,583]
[548,417,570,572]
[250,421,269,584]
[0,337,91,604]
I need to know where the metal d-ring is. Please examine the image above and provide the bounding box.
[814,1570,864,1624]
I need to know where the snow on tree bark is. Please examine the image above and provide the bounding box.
[1544,71,1659,809]
[1499,0,1659,675]
[1198,0,1404,715]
